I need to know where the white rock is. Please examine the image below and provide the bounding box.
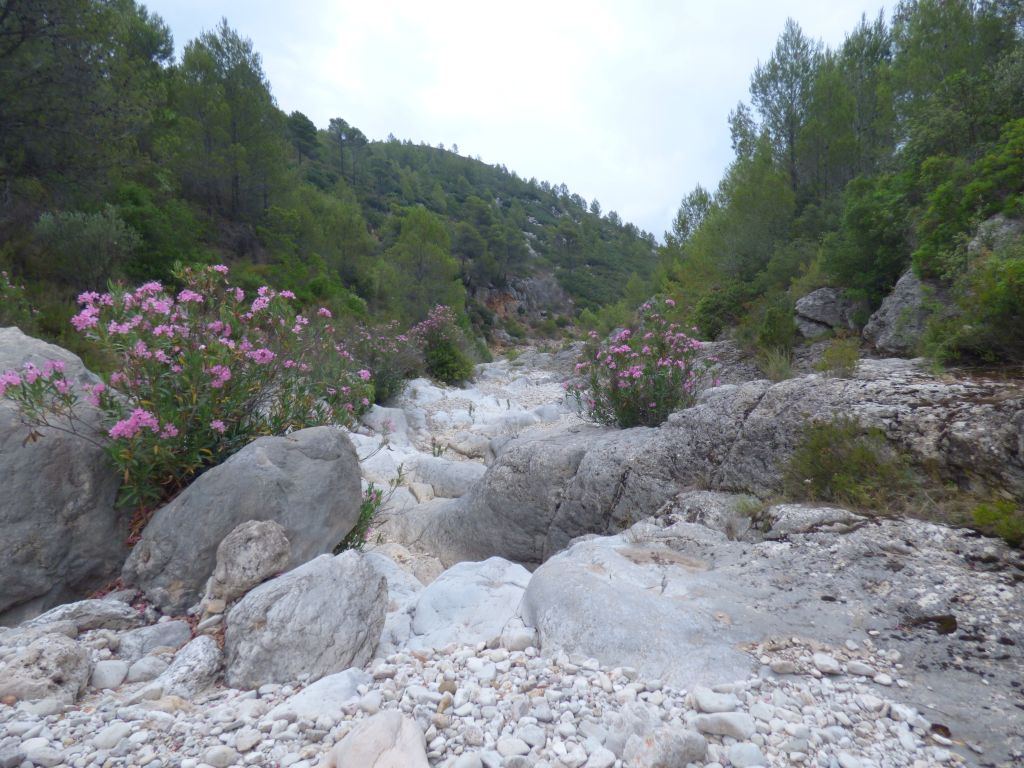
[693,686,740,713]
[269,668,371,720]
[324,711,429,768]
[812,652,842,675]
[90,659,128,689]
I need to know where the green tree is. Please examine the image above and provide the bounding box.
[382,206,464,322]
[287,111,319,163]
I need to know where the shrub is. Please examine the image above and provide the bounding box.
[0,264,373,515]
[815,336,860,378]
[350,321,422,404]
[783,417,915,512]
[334,484,385,553]
[411,305,475,385]
[758,347,794,382]
[566,298,718,428]
[0,270,37,331]
[33,207,141,290]
[972,499,1023,546]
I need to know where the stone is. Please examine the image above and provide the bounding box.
[692,686,740,713]
[0,633,90,703]
[154,635,221,699]
[671,490,757,540]
[364,551,424,655]
[812,652,842,675]
[729,742,767,768]
[204,519,291,604]
[692,712,756,740]
[268,668,371,720]
[22,599,143,632]
[407,557,531,650]
[794,287,864,338]
[126,655,169,683]
[323,711,429,768]
[117,621,192,662]
[224,552,386,688]
[92,721,132,749]
[90,659,129,689]
[122,426,362,613]
[0,328,124,626]
[862,270,931,356]
[203,746,240,768]
[602,702,662,757]
[621,726,707,766]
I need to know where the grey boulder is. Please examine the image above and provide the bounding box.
[122,426,362,613]
[22,599,143,633]
[0,328,125,626]
[794,287,865,338]
[224,552,386,689]
[204,519,291,604]
[116,620,192,662]
[151,635,221,699]
[862,270,931,355]
[0,633,91,703]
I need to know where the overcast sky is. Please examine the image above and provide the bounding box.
[143,1,886,240]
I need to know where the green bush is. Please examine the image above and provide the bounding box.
[972,499,1023,546]
[424,339,474,384]
[737,291,798,357]
[783,417,915,512]
[691,282,751,340]
[32,207,141,290]
[815,336,860,377]
[758,347,794,382]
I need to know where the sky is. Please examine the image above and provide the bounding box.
[143,1,886,241]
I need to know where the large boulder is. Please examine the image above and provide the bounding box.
[522,512,1024,764]
[862,270,930,356]
[388,360,1024,566]
[223,552,386,689]
[122,426,361,613]
[794,287,865,338]
[0,328,125,626]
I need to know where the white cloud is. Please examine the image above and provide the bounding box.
[145,0,884,239]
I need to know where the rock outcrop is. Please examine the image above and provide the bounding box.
[122,426,361,613]
[862,270,931,355]
[0,328,125,626]
[389,359,1024,565]
[794,287,865,338]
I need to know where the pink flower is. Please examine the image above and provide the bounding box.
[207,365,232,388]
[361,397,370,406]
[71,306,99,331]
[317,307,332,318]
[664,298,676,307]
[357,369,371,381]
[109,408,160,439]
[246,348,275,364]
[234,288,245,302]
[212,264,229,274]
[250,296,270,313]
[0,371,22,397]
[177,289,203,303]
[279,290,296,300]
[210,419,226,434]
[84,382,105,407]
[160,424,179,439]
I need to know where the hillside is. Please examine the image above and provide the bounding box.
[0,7,655,348]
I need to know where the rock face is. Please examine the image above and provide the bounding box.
[521,510,1024,758]
[324,711,429,768]
[122,426,361,613]
[204,520,291,604]
[0,632,91,703]
[794,287,865,337]
[0,329,126,626]
[390,359,1024,565]
[223,552,386,689]
[862,270,930,356]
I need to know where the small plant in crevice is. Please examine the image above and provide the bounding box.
[815,335,860,378]
[758,346,794,382]
[972,498,1023,546]
[335,483,386,553]
[782,416,916,513]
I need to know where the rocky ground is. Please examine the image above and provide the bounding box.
[2,343,1022,768]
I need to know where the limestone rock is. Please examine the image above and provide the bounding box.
[407,557,531,650]
[122,426,361,613]
[90,659,128,689]
[154,635,221,699]
[268,668,371,720]
[622,726,706,766]
[22,599,143,633]
[862,270,930,356]
[794,287,865,338]
[0,633,90,703]
[324,711,429,768]
[204,519,291,604]
[224,552,386,689]
[411,455,486,498]
[0,329,124,626]
[117,620,191,662]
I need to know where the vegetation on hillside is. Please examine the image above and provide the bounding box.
[0,2,657,351]
[634,1,1024,365]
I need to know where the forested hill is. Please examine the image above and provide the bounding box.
[643,2,1024,365]
[0,6,655,344]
